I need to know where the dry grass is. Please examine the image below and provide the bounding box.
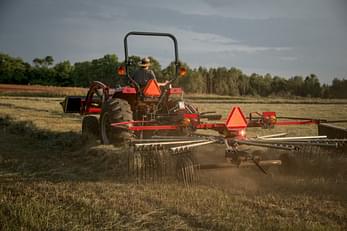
[0,84,87,97]
[1,96,347,230]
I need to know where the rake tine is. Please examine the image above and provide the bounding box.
[158,150,163,181]
[186,163,191,185]
[148,152,151,181]
[188,162,194,185]
[160,149,166,180]
[181,167,186,186]
[139,151,143,182]
[138,152,142,183]
[130,150,135,179]
[138,152,142,181]
[148,151,151,182]
[127,149,131,178]
[162,149,168,179]
[152,149,156,182]
[144,151,147,181]
[184,157,189,186]
[192,154,199,183]
[185,157,189,186]
[189,156,194,185]
[184,159,189,186]
[156,149,160,181]
[135,152,140,184]
[144,152,147,181]
[151,150,155,182]
[131,151,135,178]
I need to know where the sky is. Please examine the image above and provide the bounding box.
[0,0,346,83]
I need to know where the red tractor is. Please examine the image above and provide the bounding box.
[62,31,203,144]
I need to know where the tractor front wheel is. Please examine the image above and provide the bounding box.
[82,116,99,139]
[100,98,134,145]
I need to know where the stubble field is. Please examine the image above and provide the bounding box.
[0,95,347,230]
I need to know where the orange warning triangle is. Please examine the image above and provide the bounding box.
[143,79,161,97]
[225,107,248,129]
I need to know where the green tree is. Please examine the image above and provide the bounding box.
[53,61,73,86]
[244,73,272,96]
[161,61,176,81]
[33,58,44,67]
[71,61,91,87]
[329,78,347,98]
[44,56,54,66]
[271,76,289,96]
[33,56,54,68]
[226,67,242,96]
[303,74,321,97]
[71,54,120,87]
[0,53,29,84]
[182,69,205,93]
[321,84,331,98]
[162,61,190,87]
[2,53,344,99]
[29,67,56,85]
[238,74,250,96]
[288,76,304,96]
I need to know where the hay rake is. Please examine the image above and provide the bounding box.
[61,31,347,183]
[125,131,347,183]
[128,137,208,185]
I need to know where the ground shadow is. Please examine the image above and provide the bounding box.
[0,116,130,183]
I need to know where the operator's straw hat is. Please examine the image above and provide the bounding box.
[138,57,151,67]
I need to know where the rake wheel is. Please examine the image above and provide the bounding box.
[128,148,175,183]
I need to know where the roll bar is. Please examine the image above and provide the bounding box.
[123,31,180,79]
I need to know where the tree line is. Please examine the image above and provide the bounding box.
[0,52,346,98]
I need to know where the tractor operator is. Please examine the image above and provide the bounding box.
[132,57,157,87]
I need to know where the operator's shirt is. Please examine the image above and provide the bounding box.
[132,69,157,87]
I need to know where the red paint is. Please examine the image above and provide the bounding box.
[276,120,319,126]
[111,120,155,127]
[86,107,101,114]
[184,113,199,119]
[130,125,178,131]
[122,87,137,94]
[263,111,276,117]
[168,88,183,94]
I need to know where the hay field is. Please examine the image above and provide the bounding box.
[0,84,87,97]
[1,96,347,230]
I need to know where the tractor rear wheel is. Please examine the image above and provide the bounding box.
[100,98,134,145]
